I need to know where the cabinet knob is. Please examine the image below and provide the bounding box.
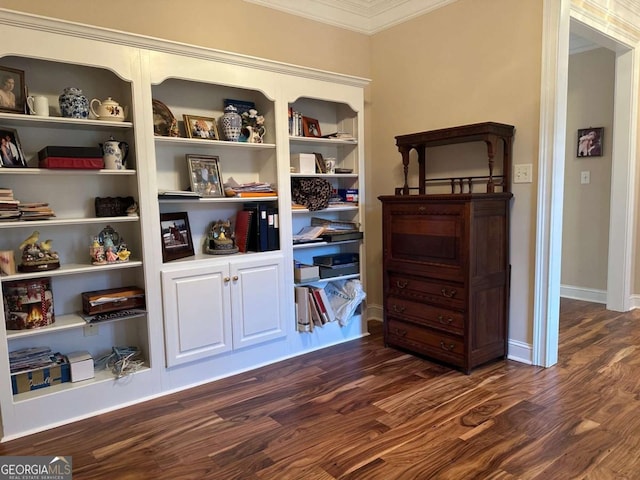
[438,314,453,325]
[232,275,239,281]
[396,280,408,289]
[392,304,406,313]
[441,288,457,298]
[440,341,455,352]
[394,328,407,337]
[224,277,231,283]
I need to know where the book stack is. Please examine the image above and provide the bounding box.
[310,217,363,243]
[288,108,303,136]
[19,202,56,220]
[294,285,337,332]
[9,346,70,394]
[0,188,20,221]
[224,177,277,198]
[313,252,360,279]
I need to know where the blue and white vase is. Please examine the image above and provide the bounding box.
[59,87,89,119]
[221,105,242,141]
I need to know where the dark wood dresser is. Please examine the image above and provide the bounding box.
[379,122,514,373]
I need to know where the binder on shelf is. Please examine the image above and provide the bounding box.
[267,207,280,251]
[295,286,312,333]
[243,202,270,252]
[308,290,324,326]
[316,287,336,323]
[310,288,330,324]
[235,209,254,253]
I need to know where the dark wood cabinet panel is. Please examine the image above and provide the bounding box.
[379,122,514,374]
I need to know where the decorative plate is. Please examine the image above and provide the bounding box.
[152,99,177,137]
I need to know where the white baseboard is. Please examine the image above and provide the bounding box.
[560,284,606,304]
[366,303,383,322]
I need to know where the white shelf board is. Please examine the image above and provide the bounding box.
[0,112,133,130]
[289,136,357,145]
[293,239,361,250]
[0,260,143,281]
[0,168,136,176]
[158,196,278,204]
[6,310,147,340]
[290,173,358,179]
[0,216,139,229]
[292,205,359,214]
[12,365,151,403]
[155,136,276,150]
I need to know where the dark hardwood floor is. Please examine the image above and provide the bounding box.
[2,298,640,479]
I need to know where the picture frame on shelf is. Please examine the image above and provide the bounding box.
[152,99,179,137]
[577,127,604,157]
[183,115,220,140]
[160,212,194,262]
[186,154,224,197]
[0,66,25,114]
[303,116,322,138]
[224,98,255,117]
[0,127,27,167]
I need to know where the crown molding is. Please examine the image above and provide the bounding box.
[243,0,458,34]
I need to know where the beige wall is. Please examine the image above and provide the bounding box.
[0,1,371,78]
[562,48,614,291]
[369,0,543,344]
[0,0,544,347]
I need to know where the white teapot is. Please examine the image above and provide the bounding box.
[90,97,127,122]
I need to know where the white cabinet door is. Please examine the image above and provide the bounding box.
[231,254,285,349]
[161,264,232,367]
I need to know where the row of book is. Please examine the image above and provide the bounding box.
[235,202,280,253]
[0,188,56,221]
[294,285,336,332]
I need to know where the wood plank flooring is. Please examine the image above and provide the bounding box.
[2,298,640,479]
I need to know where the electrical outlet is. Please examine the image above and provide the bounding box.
[83,324,99,337]
[581,171,590,184]
[514,164,533,184]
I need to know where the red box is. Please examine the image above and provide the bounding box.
[39,157,104,169]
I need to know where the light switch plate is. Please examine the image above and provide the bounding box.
[514,164,533,184]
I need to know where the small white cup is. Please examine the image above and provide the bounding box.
[325,158,336,174]
[27,96,49,117]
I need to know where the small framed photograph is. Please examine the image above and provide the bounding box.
[0,66,25,114]
[577,127,604,157]
[186,154,224,197]
[303,116,322,137]
[0,127,27,167]
[160,212,194,262]
[183,115,220,140]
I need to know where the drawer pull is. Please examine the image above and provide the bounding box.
[392,304,406,313]
[394,328,407,337]
[438,314,453,325]
[441,288,457,298]
[396,280,408,289]
[418,206,426,212]
[440,341,455,352]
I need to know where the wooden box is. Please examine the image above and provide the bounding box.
[81,286,145,315]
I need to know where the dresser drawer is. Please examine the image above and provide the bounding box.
[387,272,465,309]
[383,201,466,282]
[386,318,464,366]
[385,296,464,335]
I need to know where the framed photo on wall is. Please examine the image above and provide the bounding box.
[160,212,194,262]
[0,66,25,114]
[577,127,604,157]
[186,154,224,197]
[0,127,27,167]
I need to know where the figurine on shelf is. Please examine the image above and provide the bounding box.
[90,225,131,265]
[204,219,238,255]
[18,231,61,273]
[90,236,106,265]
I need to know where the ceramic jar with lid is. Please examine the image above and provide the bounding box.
[220,105,242,141]
[59,87,89,119]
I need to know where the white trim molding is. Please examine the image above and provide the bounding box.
[559,285,607,304]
